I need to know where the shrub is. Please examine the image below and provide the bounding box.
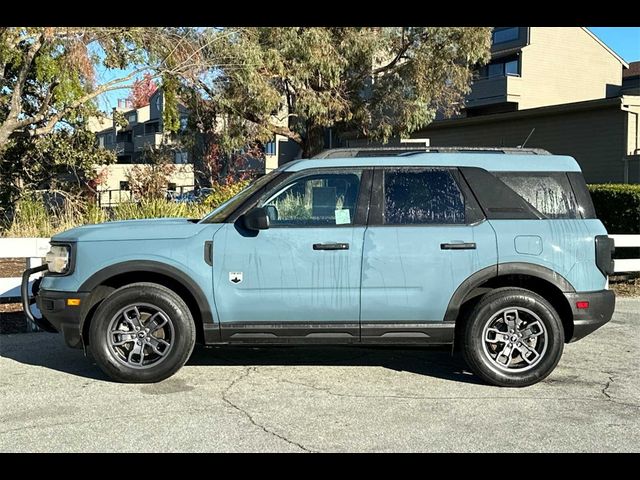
[588,184,640,234]
[202,179,250,209]
[111,198,208,221]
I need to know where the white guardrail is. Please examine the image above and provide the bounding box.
[1,234,639,304]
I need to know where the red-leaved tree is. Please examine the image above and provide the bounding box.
[127,73,158,108]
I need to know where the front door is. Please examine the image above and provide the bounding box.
[212,168,370,342]
[360,167,497,342]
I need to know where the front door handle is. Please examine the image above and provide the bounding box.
[441,242,476,250]
[313,243,349,251]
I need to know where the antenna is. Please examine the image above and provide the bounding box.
[518,128,535,149]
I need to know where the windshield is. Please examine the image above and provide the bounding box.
[199,169,282,224]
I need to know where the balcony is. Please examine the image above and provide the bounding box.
[134,132,164,151]
[465,74,523,109]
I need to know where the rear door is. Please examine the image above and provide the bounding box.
[360,167,498,342]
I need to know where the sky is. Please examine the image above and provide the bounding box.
[587,27,640,63]
[94,27,640,112]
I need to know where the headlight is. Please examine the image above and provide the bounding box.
[45,245,70,274]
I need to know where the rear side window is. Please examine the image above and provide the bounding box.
[494,172,579,219]
[383,169,466,224]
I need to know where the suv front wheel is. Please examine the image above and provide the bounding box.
[462,287,565,387]
[89,282,196,383]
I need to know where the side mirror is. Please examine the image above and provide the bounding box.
[264,204,279,221]
[243,207,270,231]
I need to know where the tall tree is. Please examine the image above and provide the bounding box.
[0,27,202,146]
[191,27,492,157]
[0,27,205,217]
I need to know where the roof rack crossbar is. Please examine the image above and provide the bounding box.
[312,146,551,158]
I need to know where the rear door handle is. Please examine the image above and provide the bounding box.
[313,243,349,251]
[441,242,476,250]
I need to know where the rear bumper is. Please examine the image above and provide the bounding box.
[36,288,90,348]
[564,289,615,342]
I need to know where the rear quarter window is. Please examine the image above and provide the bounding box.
[494,172,580,219]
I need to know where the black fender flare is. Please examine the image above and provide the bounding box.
[444,262,575,323]
[78,260,215,333]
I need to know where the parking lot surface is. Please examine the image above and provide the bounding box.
[1,298,638,452]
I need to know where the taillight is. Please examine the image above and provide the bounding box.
[595,235,615,277]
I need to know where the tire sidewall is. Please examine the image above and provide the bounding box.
[464,290,564,387]
[89,284,195,383]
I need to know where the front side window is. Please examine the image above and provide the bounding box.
[383,169,466,225]
[495,172,579,219]
[261,171,362,227]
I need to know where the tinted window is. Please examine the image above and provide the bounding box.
[384,169,466,225]
[488,63,503,77]
[495,172,579,219]
[493,27,519,44]
[478,57,520,79]
[262,171,361,227]
[505,59,519,76]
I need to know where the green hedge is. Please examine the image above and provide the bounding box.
[588,184,640,234]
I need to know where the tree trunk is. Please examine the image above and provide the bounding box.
[302,123,325,158]
[0,120,18,147]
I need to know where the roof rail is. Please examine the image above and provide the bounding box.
[312,146,552,158]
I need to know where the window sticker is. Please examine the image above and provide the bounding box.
[335,209,351,225]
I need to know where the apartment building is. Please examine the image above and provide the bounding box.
[415,27,640,183]
[89,90,194,204]
[90,88,295,204]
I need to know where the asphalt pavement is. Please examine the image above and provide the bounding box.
[1,298,638,452]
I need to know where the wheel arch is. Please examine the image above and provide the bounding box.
[447,263,575,343]
[78,261,217,346]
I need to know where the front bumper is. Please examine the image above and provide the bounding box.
[564,289,616,342]
[35,288,90,348]
[22,265,90,347]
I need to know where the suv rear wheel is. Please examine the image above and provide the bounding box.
[89,282,196,383]
[462,287,565,387]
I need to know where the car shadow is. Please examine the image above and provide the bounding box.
[0,333,482,385]
[188,344,482,385]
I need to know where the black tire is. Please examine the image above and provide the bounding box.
[462,287,564,387]
[88,282,196,383]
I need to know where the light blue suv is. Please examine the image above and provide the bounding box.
[23,148,616,386]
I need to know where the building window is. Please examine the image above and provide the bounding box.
[119,181,130,191]
[264,141,276,156]
[116,131,132,143]
[180,116,188,132]
[127,113,136,124]
[488,63,504,78]
[504,59,519,76]
[167,182,177,192]
[144,122,159,135]
[175,152,188,164]
[492,27,519,45]
[98,136,105,148]
[477,56,520,79]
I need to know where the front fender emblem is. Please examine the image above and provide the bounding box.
[229,272,243,284]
